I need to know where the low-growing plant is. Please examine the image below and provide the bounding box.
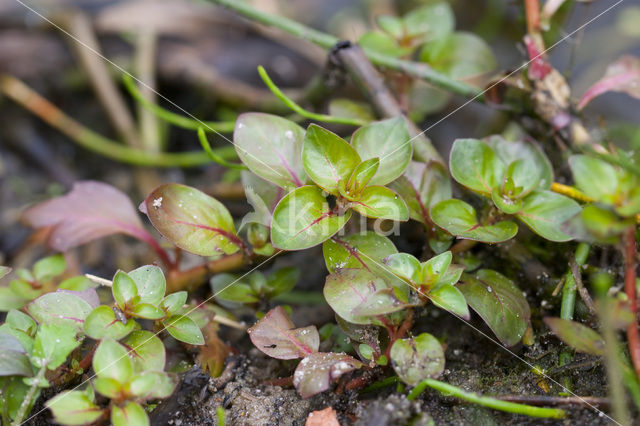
[3,0,640,423]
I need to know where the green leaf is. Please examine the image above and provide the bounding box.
[544,317,605,356]
[84,306,136,340]
[0,287,30,311]
[346,158,380,196]
[210,273,258,304]
[46,390,104,426]
[58,276,95,292]
[6,309,37,335]
[26,291,93,333]
[324,269,406,325]
[141,183,241,256]
[351,117,412,186]
[293,352,362,398]
[33,254,66,282]
[129,371,176,399]
[383,253,422,283]
[389,161,451,225]
[0,333,32,376]
[390,333,445,385]
[248,306,319,359]
[266,267,300,297]
[580,204,632,239]
[111,402,149,426]
[302,124,360,195]
[491,187,524,215]
[351,186,409,221]
[9,279,40,300]
[459,270,530,346]
[500,159,541,200]
[130,303,166,320]
[163,315,204,345]
[328,99,376,123]
[377,15,404,38]
[271,186,351,250]
[431,199,518,243]
[129,265,166,306]
[33,324,80,370]
[428,284,470,319]
[93,338,133,384]
[122,330,166,372]
[516,190,581,242]
[420,251,452,282]
[322,231,398,277]
[487,136,553,190]
[450,139,504,195]
[358,31,410,57]
[240,171,283,228]
[569,155,619,202]
[403,2,454,42]
[234,113,306,189]
[161,291,188,316]
[419,32,496,80]
[112,271,138,311]
[93,377,122,399]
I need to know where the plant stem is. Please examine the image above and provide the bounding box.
[207,0,480,99]
[257,66,368,126]
[623,226,640,377]
[122,74,235,133]
[12,366,46,426]
[0,75,236,167]
[550,182,594,203]
[407,378,565,419]
[197,128,248,170]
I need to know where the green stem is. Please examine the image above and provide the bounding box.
[407,378,565,419]
[122,74,235,133]
[197,128,248,170]
[208,0,481,99]
[257,66,368,126]
[0,74,236,168]
[360,376,399,394]
[11,366,46,425]
[560,243,590,322]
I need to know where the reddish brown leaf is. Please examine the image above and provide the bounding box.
[293,352,362,398]
[306,407,340,426]
[578,55,640,110]
[22,181,159,255]
[248,306,319,360]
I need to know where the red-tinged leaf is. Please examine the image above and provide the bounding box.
[544,317,605,356]
[248,306,319,359]
[22,181,155,252]
[578,55,640,110]
[293,352,362,398]
[524,35,552,80]
[141,183,243,256]
[306,407,340,426]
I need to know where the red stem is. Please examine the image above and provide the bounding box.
[524,0,540,35]
[624,227,640,377]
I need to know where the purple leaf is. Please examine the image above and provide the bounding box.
[293,352,362,398]
[248,306,319,360]
[578,55,640,110]
[524,35,552,80]
[22,181,159,255]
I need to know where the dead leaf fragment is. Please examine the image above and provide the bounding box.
[306,407,340,426]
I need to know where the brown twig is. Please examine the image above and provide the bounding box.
[569,257,597,316]
[331,42,444,165]
[167,252,246,293]
[58,11,141,149]
[623,227,640,377]
[264,376,294,387]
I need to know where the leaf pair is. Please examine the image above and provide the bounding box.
[359,2,455,58]
[210,267,299,305]
[85,266,202,345]
[432,137,580,242]
[248,307,362,398]
[270,118,411,250]
[384,251,468,319]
